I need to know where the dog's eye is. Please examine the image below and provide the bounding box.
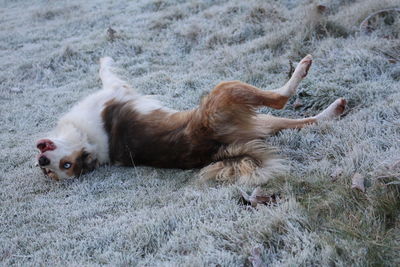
[63,162,72,169]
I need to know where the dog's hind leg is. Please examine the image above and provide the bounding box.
[204,55,313,111]
[255,115,317,135]
[198,97,346,186]
[255,98,347,135]
[195,81,290,143]
[99,57,129,90]
[206,80,289,110]
[197,80,306,142]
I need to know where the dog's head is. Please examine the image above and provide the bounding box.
[36,128,98,180]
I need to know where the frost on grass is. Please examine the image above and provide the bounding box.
[1,0,400,266]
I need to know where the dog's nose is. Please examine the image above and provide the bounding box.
[38,155,50,166]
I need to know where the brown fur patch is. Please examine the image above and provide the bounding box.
[197,81,289,143]
[199,140,284,184]
[102,100,221,169]
[101,80,293,182]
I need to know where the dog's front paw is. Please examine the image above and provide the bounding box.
[100,57,114,67]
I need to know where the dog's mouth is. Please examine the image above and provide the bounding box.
[39,166,59,180]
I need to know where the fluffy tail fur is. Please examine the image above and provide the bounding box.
[199,140,286,185]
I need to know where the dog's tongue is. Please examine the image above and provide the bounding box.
[36,139,56,153]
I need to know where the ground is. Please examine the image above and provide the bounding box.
[1,0,400,265]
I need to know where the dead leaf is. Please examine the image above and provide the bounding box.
[248,246,267,267]
[316,5,327,14]
[240,187,277,207]
[330,167,343,182]
[351,173,365,192]
[106,27,119,42]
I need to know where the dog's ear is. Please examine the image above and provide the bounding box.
[73,150,98,176]
[82,151,98,173]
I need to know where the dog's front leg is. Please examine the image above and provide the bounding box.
[99,57,131,91]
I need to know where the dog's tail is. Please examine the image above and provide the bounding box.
[199,140,286,185]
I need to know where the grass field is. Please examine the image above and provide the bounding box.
[1,0,400,265]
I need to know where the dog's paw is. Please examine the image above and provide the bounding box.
[100,57,114,67]
[294,54,313,78]
[315,98,347,121]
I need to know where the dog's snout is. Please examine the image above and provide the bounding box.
[38,155,50,166]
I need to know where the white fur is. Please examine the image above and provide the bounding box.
[99,57,129,90]
[38,57,175,179]
[314,98,346,121]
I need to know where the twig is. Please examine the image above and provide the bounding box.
[287,60,294,79]
[12,254,33,258]
[373,47,400,61]
[359,8,400,34]
[385,181,400,185]
[375,173,400,179]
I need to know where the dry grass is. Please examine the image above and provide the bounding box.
[1,0,399,265]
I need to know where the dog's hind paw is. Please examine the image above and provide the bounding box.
[294,54,313,79]
[315,98,347,121]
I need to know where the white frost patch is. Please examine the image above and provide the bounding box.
[2,0,400,266]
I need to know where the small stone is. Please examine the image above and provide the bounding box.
[10,87,23,93]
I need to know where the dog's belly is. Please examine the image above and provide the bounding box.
[102,99,220,169]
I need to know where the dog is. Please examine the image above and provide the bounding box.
[36,55,346,184]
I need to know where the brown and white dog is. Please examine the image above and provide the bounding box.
[36,55,346,184]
